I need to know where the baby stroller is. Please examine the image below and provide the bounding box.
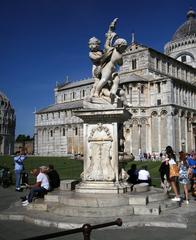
[0,167,13,188]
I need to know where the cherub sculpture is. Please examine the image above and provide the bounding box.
[88,18,128,106]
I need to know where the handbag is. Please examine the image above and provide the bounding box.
[169,164,179,178]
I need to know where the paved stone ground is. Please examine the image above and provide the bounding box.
[0,186,196,240]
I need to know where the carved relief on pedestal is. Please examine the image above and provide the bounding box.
[85,123,115,181]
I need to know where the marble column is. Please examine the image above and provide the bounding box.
[167,113,174,147]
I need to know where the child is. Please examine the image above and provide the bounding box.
[179,151,190,204]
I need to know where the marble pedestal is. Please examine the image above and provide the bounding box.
[74,108,131,193]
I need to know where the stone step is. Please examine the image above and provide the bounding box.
[45,192,129,207]
[25,196,179,218]
[148,192,168,202]
[128,191,168,205]
[133,183,150,192]
[27,199,177,217]
[159,199,180,212]
[133,204,160,216]
[27,199,48,211]
[60,180,79,191]
[139,199,179,214]
[26,187,177,218]
[59,196,128,207]
[44,194,59,203]
[128,195,148,205]
[75,181,127,194]
[49,204,134,218]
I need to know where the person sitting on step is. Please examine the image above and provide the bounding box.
[21,166,50,206]
[46,164,60,191]
[137,165,151,185]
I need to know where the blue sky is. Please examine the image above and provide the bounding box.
[0,0,195,137]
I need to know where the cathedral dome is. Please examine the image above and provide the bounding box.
[172,9,196,41]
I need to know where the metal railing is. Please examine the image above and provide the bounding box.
[21,218,122,240]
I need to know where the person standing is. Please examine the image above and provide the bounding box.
[159,154,170,192]
[187,152,196,192]
[166,146,180,201]
[14,150,26,191]
[178,151,190,204]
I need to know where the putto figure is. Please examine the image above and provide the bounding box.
[88,18,128,106]
[88,37,103,96]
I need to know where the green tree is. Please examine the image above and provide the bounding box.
[16,135,32,142]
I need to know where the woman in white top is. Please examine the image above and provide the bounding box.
[166,146,180,202]
[138,165,151,185]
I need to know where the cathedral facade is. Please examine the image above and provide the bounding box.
[0,91,15,155]
[34,10,196,157]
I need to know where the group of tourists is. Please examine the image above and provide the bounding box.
[159,146,196,204]
[127,146,196,204]
[14,146,196,206]
[13,150,60,206]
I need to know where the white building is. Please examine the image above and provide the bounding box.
[34,9,196,156]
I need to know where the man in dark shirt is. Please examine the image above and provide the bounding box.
[47,164,60,191]
[127,164,138,185]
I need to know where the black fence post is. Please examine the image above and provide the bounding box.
[82,223,92,240]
